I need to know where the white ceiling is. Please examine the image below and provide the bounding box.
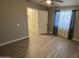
[30,0,79,7]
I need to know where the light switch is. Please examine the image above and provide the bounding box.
[17,24,20,27]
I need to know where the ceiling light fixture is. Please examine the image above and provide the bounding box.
[46,0,52,5]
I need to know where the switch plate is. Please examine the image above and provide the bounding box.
[17,24,20,27]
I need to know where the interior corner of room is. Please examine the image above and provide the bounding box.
[0,0,79,58]
[0,0,79,46]
[0,0,48,46]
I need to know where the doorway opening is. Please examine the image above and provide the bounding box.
[27,7,48,37]
[27,8,39,37]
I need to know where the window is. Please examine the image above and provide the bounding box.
[58,10,72,31]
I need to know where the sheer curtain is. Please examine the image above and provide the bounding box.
[58,11,72,30]
[57,10,72,38]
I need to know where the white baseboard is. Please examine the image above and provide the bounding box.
[0,36,29,47]
[73,38,79,41]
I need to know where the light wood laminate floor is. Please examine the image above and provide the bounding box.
[0,34,79,58]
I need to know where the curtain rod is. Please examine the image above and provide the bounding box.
[55,9,79,11]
